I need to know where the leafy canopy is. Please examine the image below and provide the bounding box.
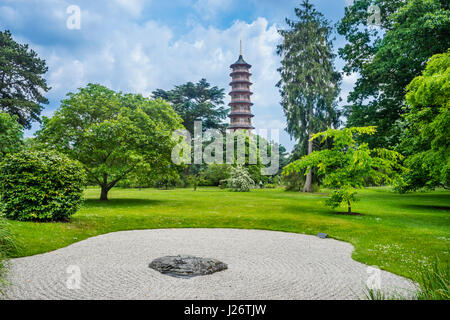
[338,0,450,148]
[0,150,86,221]
[0,30,50,129]
[277,0,341,153]
[397,52,450,192]
[37,84,183,200]
[152,79,228,134]
[0,112,23,159]
[284,127,404,212]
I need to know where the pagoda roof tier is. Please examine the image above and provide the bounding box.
[230,70,252,77]
[229,123,255,130]
[230,55,251,68]
[229,90,253,95]
[229,101,253,106]
[228,112,255,118]
[229,80,253,86]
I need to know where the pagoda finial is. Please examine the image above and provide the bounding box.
[240,39,242,56]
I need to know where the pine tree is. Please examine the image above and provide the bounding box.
[277,0,340,192]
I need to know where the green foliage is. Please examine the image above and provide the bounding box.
[152,78,228,134]
[283,171,305,191]
[325,187,358,212]
[0,112,23,159]
[338,0,450,148]
[0,150,86,221]
[416,258,450,300]
[366,258,449,300]
[284,127,404,213]
[200,164,231,186]
[0,30,49,129]
[226,165,255,192]
[397,52,450,192]
[0,216,16,293]
[277,0,341,191]
[37,84,183,200]
[277,0,341,143]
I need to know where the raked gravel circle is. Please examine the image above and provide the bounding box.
[2,228,417,300]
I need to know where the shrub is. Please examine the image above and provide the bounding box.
[0,150,86,221]
[0,112,23,160]
[283,171,304,191]
[226,165,255,192]
[200,164,231,186]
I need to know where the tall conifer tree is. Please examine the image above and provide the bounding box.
[277,0,340,192]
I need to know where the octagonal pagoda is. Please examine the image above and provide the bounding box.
[228,44,254,132]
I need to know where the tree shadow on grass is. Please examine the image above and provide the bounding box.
[400,204,450,212]
[83,198,166,208]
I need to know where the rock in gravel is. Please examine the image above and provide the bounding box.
[149,255,228,278]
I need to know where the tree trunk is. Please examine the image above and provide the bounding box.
[348,200,352,214]
[100,186,108,201]
[303,132,313,193]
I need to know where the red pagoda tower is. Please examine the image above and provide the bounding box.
[228,41,254,132]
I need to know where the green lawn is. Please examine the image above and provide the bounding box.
[7,187,450,280]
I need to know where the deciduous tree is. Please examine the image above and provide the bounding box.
[37,84,183,200]
[397,52,450,192]
[283,127,403,214]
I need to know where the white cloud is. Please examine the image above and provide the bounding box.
[193,0,233,20]
[114,0,144,17]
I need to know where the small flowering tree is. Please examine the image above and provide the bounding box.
[227,165,255,192]
[283,127,404,214]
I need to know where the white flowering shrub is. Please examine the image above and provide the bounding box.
[227,165,255,192]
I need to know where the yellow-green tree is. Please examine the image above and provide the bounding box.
[284,127,403,214]
[397,52,450,192]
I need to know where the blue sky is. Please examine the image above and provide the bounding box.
[0,0,357,151]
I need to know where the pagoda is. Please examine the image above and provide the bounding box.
[228,41,254,132]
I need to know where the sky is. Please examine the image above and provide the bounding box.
[0,0,358,152]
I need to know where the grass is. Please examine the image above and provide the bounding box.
[365,257,450,300]
[0,216,16,292]
[6,186,450,282]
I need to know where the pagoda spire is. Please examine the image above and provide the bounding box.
[240,39,242,56]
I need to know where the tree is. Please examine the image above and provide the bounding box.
[0,30,50,129]
[152,79,228,134]
[37,84,183,200]
[338,0,450,148]
[396,52,450,192]
[277,0,341,192]
[0,112,23,159]
[283,127,403,214]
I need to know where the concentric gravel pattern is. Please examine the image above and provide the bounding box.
[3,229,416,300]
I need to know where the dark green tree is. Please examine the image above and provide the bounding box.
[0,30,50,129]
[152,79,228,134]
[277,0,341,192]
[338,0,450,148]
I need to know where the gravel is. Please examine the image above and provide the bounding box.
[2,228,417,300]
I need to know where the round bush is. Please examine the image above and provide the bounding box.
[0,150,86,221]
